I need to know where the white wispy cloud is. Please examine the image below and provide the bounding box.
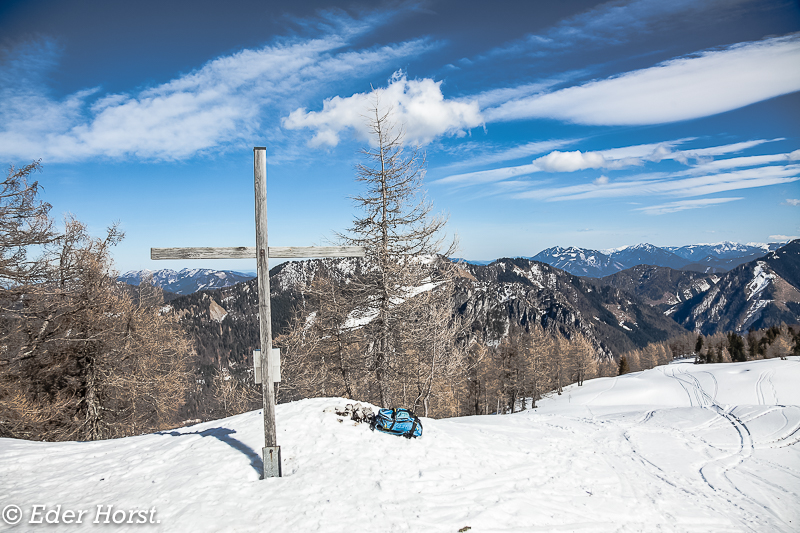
[281,32,800,153]
[769,234,799,241]
[489,0,756,57]
[483,34,800,126]
[595,139,695,161]
[283,72,483,147]
[784,199,800,206]
[436,162,541,186]
[690,148,799,173]
[682,140,785,158]
[471,79,569,109]
[513,164,800,201]
[438,139,578,172]
[634,197,743,215]
[0,14,433,162]
[435,138,784,186]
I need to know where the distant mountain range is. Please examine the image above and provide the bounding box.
[148,240,798,419]
[531,241,783,278]
[452,258,687,357]
[118,268,255,295]
[120,240,799,342]
[121,242,784,296]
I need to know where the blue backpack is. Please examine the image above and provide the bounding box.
[370,408,423,439]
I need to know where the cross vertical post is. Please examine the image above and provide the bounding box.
[150,147,365,481]
[254,147,280,478]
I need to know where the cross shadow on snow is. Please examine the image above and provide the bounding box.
[159,427,263,475]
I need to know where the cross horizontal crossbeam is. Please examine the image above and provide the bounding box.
[151,246,365,260]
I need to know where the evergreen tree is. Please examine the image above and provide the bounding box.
[618,356,630,375]
[727,332,747,362]
[694,335,707,364]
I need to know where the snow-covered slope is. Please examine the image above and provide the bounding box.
[2,358,798,532]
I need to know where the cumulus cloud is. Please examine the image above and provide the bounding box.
[532,150,606,172]
[785,199,800,206]
[283,72,483,147]
[483,34,800,126]
[769,235,799,241]
[634,197,743,215]
[0,16,433,161]
[593,176,609,186]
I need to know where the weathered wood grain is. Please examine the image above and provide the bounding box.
[151,247,256,260]
[151,245,365,260]
[254,147,278,467]
[267,246,365,258]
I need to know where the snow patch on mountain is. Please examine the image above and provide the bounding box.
[512,264,544,288]
[744,298,773,327]
[693,286,721,317]
[746,262,774,300]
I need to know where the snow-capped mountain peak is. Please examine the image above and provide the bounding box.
[534,241,785,278]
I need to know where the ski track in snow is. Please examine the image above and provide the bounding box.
[659,364,799,531]
[1,359,799,532]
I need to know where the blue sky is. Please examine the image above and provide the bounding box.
[1,0,799,273]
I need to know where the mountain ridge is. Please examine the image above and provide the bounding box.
[118,268,255,295]
[669,240,800,334]
[125,241,786,296]
[531,241,784,278]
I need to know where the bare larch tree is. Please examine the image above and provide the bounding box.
[341,104,456,408]
[0,163,192,441]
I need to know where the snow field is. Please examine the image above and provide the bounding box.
[1,358,798,532]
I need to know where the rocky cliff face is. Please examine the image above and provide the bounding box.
[453,258,687,357]
[601,265,720,313]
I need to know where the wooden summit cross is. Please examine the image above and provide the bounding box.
[151,147,365,479]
